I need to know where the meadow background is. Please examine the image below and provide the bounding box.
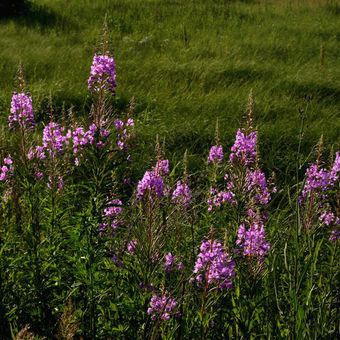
[0,0,340,339]
[0,0,339,181]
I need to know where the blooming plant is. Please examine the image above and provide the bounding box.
[9,92,35,132]
[0,26,339,340]
[299,148,340,239]
[147,291,180,321]
[192,239,235,290]
[88,54,117,95]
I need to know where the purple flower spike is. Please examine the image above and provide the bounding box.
[88,54,117,95]
[236,222,270,261]
[136,160,170,201]
[193,239,235,290]
[230,129,256,165]
[9,92,35,132]
[207,145,223,164]
[172,181,190,208]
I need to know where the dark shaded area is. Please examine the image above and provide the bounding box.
[278,81,340,103]
[0,0,30,18]
[1,1,77,34]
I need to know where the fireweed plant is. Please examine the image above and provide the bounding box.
[0,33,339,340]
[185,96,277,338]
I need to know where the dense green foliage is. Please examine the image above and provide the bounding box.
[0,0,339,181]
[0,0,339,339]
[0,0,31,18]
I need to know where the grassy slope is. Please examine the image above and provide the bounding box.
[0,0,339,181]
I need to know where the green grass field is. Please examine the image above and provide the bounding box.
[0,0,339,181]
[0,2,339,338]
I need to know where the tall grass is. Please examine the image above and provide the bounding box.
[0,0,339,182]
[0,2,339,335]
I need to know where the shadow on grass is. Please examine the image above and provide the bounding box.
[281,81,340,103]
[1,2,78,34]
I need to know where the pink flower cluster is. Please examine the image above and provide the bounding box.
[300,152,340,240]
[301,152,340,200]
[171,181,190,208]
[0,156,13,182]
[42,122,69,157]
[136,160,169,200]
[207,187,236,211]
[9,92,35,132]
[207,145,223,164]
[319,211,339,241]
[192,240,235,290]
[229,129,256,165]
[88,54,117,95]
[236,219,270,261]
[244,169,276,205]
[147,291,180,321]
[71,125,96,154]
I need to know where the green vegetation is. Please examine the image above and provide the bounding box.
[0,0,339,181]
[0,1,339,338]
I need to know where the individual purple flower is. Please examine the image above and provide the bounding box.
[3,189,12,202]
[319,211,335,226]
[329,229,340,242]
[127,240,136,254]
[27,148,35,160]
[88,54,117,95]
[3,157,12,165]
[229,129,256,165]
[236,221,270,261]
[117,140,124,150]
[9,92,35,132]
[193,239,235,290]
[172,181,190,208]
[97,141,104,148]
[100,128,110,137]
[110,248,122,266]
[164,253,182,273]
[207,145,223,164]
[147,291,179,321]
[126,118,134,127]
[114,119,124,131]
[35,146,46,160]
